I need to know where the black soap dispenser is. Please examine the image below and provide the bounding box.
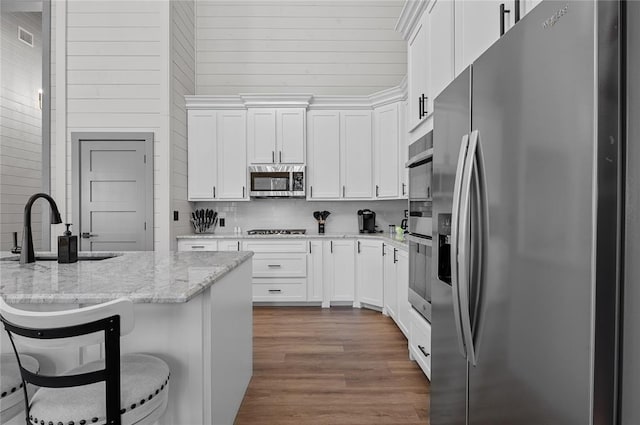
[58,223,78,263]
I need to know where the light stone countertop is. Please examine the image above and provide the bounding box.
[176,232,410,250]
[0,250,253,304]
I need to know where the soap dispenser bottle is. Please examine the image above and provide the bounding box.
[58,223,78,263]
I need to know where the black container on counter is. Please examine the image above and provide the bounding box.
[58,223,78,263]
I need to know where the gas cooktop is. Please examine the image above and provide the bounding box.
[247,229,306,235]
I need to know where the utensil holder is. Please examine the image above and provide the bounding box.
[318,223,325,234]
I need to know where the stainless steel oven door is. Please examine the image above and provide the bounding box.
[408,157,432,238]
[407,234,432,322]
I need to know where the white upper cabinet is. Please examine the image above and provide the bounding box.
[307,111,341,199]
[187,109,247,201]
[248,108,305,164]
[217,111,247,200]
[428,0,455,102]
[454,0,514,76]
[407,10,430,132]
[187,111,217,200]
[374,103,400,199]
[341,110,373,199]
[277,109,305,163]
[308,110,374,200]
[247,109,276,164]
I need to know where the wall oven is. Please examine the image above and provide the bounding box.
[248,165,305,198]
[406,132,433,238]
[407,234,432,322]
[406,131,433,322]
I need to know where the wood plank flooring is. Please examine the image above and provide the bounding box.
[235,307,430,425]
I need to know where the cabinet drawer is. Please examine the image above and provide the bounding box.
[243,240,308,253]
[252,279,307,302]
[178,240,218,251]
[252,253,307,277]
[409,309,431,379]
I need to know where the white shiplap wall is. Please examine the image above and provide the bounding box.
[0,11,43,251]
[195,0,407,95]
[170,0,195,248]
[60,0,171,250]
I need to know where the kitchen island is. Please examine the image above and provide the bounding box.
[0,251,254,425]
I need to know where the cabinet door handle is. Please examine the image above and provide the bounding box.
[421,94,428,116]
[272,151,275,163]
[330,241,333,253]
[357,241,361,254]
[242,186,245,198]
[514,0,521,22]
[191,245,205,249]
[376,185,379,197]
[279,151,282,163]
[268,289,282,294]
[267,264,282,268]
[418,345,430,358]
[237,241,240,251]
[309,241,312,254]
[402,183,406,196]
[500,3,511,36]
[382,243,385,256]
[342,185,346,198]
[213,186,216,198]
[310,186,313,198]
[393,248,397,264]
[418,96,423,119]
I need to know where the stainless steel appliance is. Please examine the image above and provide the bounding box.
[431,2,622,424]
[248,165,305,198]
[357,209,376,233]
[407,234,432,322]
[406,132,433,238]
[246,229,306,235]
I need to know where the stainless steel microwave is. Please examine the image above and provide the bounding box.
[248,165,305,198]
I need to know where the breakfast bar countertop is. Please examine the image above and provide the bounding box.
[0,250,253,304]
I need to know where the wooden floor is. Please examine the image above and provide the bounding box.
[235,307,430,425]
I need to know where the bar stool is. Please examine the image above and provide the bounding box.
[1,353,39,423]
[0,297,170,425]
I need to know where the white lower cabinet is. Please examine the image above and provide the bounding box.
[177,240,218,251]
[307,240,325,305]
[396,248,410,338]
[356,239,384,308]
[252,278,307,302]
[383,243,397,320]
[409,308,432,380]
[324,240,356,304]
[218,240,241,251]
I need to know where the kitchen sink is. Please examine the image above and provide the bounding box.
[1,254,119,262]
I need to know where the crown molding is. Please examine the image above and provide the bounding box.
[186,81,408,111]
[395,0,430,40]
[185,95,244,110]
[239,94,313,108]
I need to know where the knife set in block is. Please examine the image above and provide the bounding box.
[191,209,218,233]
[313,211,331,234]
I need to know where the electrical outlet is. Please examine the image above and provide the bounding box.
[219,218,225,227]
[404,209,409,218]
[173,211,179,221]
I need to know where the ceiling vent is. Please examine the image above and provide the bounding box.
[18,27,34,47]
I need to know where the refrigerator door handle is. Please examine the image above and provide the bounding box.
[451,133,470,359]
[458,130,483,366]
[467,129,490,366]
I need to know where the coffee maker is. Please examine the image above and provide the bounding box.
[357,209,376,233]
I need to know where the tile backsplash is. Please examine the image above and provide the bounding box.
[193,199,408,235]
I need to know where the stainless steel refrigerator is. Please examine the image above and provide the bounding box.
[431,1,622,424]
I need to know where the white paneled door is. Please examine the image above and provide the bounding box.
[307,111,341,199]
[77,135,153,251]
[341,110,373,199]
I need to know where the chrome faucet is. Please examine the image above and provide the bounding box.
[20,193,62,264]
